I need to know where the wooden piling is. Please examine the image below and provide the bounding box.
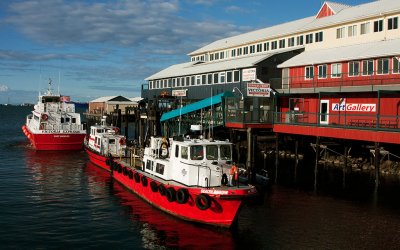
[275,133,279,184]
[294,139,299,185]
[343,145,348,189]
[374,142,380,190]
[314,136,320,193]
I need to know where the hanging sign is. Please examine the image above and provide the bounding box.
[246,83,271,97]
[242,68,256,81]
[172,89,187,97]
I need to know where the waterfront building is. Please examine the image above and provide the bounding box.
[142,0,400,146]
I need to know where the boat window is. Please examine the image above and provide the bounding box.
[156,163,165,175]
[220,145,231,160]
[34,115,39,121]
[146,160,153,171]
[66,117,70,122]
[72,118,76,123]
[175,145,179,158]
[61,117,64,123]
[97,129,103,133]
[181,146,188,159]
[190,145,204,160]
[206,145,218,160]
[109,139,115,144]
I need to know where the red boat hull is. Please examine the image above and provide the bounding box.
[85,148,246,227]
[22,125,85,151]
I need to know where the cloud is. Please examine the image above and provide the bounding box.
[0,84,10,92]
[4,0,245,53]
[225,5,251,14]
[0,50,97,61]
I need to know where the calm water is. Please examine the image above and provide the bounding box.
[1,105,400,249]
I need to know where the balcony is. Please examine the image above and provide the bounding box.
[225,97,274,129]
[270,71,400,93]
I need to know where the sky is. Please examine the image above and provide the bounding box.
[0,0,372,104]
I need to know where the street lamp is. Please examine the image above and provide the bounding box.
[232,87,244,100]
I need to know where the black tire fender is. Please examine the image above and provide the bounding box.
[176,188,189,204]
[195,194,211,210]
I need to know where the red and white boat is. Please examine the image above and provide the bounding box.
[22,79,86,150]
[84,119,258,228]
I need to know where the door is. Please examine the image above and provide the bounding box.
[320,100,329,125]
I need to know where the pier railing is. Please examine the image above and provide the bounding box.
[274,111,400,131]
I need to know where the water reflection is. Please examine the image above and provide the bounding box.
[85,162,235,249]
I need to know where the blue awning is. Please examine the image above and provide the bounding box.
[160,92,233,122]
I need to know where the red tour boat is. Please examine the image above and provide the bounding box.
[22,79,86,150]
[84,119,258,228]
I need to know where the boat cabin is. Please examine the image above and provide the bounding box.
[143,137,233,187]
[88,125,125,157]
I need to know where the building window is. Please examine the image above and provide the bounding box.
[256,43,262,52]
[210,54,214,61]
[233,70,240,82]
[360,22,370,35]
[214,52,219,60]
[185,77,190,86]
[318,65,327,79]
[219,72,226,83]
[336,27,345,39]
[263,42,269,51]
[250,45,255,54]
[243,46,249,55]
[374,20,383,32]
[305,33,313,44]
[168,79,172,88]
[377,58,389,75]
[207,73,213,84]
[202,74,207,85]
[279,39,285,48]
[231,49,236,57]
[348,25,357,37]
[288,37,295,47]
[362,60,374,76]
[191,76,195,86]
[220,51,224,59]
[271,41,278,50]
[393,57,400,74]
[172,79,176,88]
[297,35,304,45]
[315,32,323,42]
[388,17,398,30]
[226,71,233,83]
[196,75,201,85]
[213,73,219,84]
[305,66,314,80]
[331,63,342,78]
[349,61,360,76]
[237,48,242,56]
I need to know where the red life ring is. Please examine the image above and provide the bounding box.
[41,114,48,121]
[119,138,126,145]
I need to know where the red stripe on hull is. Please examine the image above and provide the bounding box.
[85,148,242,227]
[23,126,85,150]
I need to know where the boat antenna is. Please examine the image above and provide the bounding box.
[58,71,61,95]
